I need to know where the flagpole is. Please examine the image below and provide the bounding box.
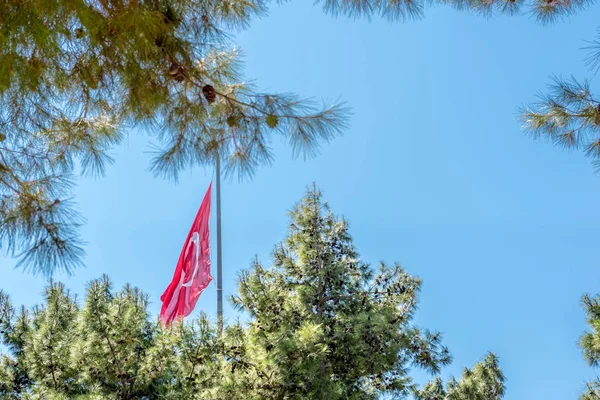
[215,153,223,336]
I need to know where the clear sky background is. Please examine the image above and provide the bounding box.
[2,2,600,399]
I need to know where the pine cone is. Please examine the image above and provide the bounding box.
[202,84,216,104]
[265,114,279,129]
[155,36,166,48]
[167,63,185,82]
[226,115,239,127]
[161,7,177,25]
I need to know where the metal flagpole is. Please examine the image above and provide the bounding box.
[215,153,223,336]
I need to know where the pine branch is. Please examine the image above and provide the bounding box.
[520,75,600,170]
[584,28,600,76]
[582,379,600,400]
[0,0,350,275]
[414,352,505,399]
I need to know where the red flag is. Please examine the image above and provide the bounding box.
[160,182,212,326]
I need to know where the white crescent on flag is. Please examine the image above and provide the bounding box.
[182,231,201,287]
[159,182,212,326]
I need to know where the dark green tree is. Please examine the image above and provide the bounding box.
[0,186,505,399]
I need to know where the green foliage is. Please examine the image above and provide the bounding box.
[309,0,594,23]
[582,379,600,400]
[3,0,594,281]
[299,0,594,22]
[0,186,504,399]
[520,75,600,172]
[413,353,505,400]
[0,275,229,399]
[309,2,600,176]
[454,0,600,173]
[0,0,350,276]
[1,0,597,278]
[580,294,600,399]
[230,185,452,398]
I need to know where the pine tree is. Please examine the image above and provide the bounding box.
[311,0,600,173]
[0,0,350,276]
[0,275,232,399]
[318,0,600,173]
[227,185,499,399]
[0,186,505,399]
[579,294,600,400]
[413,353,505,400]
[4,0,600,275]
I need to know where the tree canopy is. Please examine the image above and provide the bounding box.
[2,0,598,271]
[0,0,352,276]
[413,353,505,400]
[316,0,600,173]
[3,0,599,276]
[0,186,504,399]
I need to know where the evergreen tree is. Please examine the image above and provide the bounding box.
[0,186,505,399]
[0,0,350,276]
[0,276,231,399]
[520,74,600,173]
[230,186,452,398]
[312,0,600,174]
[413,353,505,400]
[228,185,504,399]
[579,294,600,399]
[311,1,600,173]
[4,0,600,275]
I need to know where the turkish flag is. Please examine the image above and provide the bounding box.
[160,182,212,326]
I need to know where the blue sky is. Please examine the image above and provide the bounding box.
[2,1,600,398]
